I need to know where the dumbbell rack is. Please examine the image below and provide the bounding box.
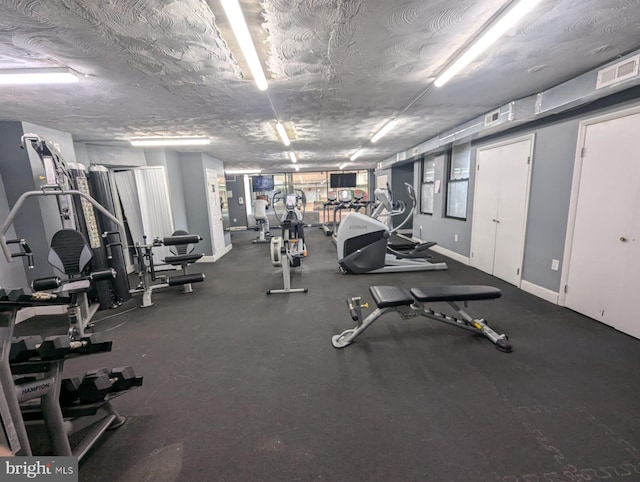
[0,289,139,459]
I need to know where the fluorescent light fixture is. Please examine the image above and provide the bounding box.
[220,0,268,91]
[130,137,211,147]
[275,122,291,146]
[289,151,297,163]
[371,119,397,143]
[294,165,300,171]
[226,169,262,174]
[434,0,542,87]
[0,68,79,85]
[339,163,349,170]
[350,148,364,161]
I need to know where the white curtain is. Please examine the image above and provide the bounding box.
[114,167,175,265]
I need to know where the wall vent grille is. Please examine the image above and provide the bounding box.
[484,109,501,126]
[596,55,639,89]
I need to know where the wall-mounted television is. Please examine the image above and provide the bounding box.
[252,175,274,191]
[330,172,357,188]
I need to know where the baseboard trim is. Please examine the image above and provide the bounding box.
[199,243,233,263]
[520,280,559,304]
[427,244,470,265]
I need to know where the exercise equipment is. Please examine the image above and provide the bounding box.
[0,134,126,339]
[336,182,447,274]
[331,189,354,245]
[34,229,118,339]
[321,191,338,236]
[0,289,138,458]
[87,165,131,304]
[252,195,272,244]
[130,231,205,307]
[267,194,308,295]
[332,285,512,352]
[59,377,82,406]
[77,367,143,403]
[253,217,271,244]
[10,333,111,363]
[336,213,447,274]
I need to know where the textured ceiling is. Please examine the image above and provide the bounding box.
[0,0,639,172]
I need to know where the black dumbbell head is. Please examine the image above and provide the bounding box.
[10,335,43,363]
[110,367,137,389]
[59,377,82,406]
[38,336,71,360]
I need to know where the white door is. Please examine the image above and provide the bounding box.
[471,136,533,286]
[565,111,640,337]
[206,169,226,259]
[470,150,501,275]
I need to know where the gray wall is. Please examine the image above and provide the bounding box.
[202,154,231,249]
[412,149,471,251]
[76,144,146,167]
[145,149,188,231]
[225,174,248,228]
[520,122,579,292]
[179,153,227,256]
[409,91,640,294]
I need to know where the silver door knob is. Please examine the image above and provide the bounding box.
[620,237,628,242]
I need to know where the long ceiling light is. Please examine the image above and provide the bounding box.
[339,163,349,170]
[434,0,542,87]
[275,122,291,146]
[226,169,262,174]
[289,151,297,163]
[294,165,300,171]
[130,137,211,147]
[0,68,79,85]
[371,119,397,143]
[350,148,363,161]
[220,0,268,91]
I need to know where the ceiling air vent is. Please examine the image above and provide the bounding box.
[484,109,501,127]
[596,55,639,90]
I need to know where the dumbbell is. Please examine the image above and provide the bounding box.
[38,333,112,360]
[0,289,63,303]
[10,336,44,363]
[10,333,112,363]
[59,377,82,406]
[77,367,143,403]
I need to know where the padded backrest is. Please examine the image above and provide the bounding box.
[169,230,192,255]
[48,229,93,275]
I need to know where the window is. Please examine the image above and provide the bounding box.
[420,157,436,214]
[446,147,470,219]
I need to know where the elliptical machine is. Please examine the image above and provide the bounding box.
[335,183,447,274]
[252,194,271,244]
[267,194,308,295]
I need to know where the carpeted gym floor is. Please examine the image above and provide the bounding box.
[14,228,640,482]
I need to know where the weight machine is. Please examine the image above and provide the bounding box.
[0,134,126,339]
[130,231,205,307]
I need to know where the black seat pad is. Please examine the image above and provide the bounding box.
[369,286,414,308]
[164,253,203,264]
[410,285,501,302]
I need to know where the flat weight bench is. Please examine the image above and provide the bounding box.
[332,285,512,352]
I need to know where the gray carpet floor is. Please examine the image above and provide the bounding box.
[14,228,640,482]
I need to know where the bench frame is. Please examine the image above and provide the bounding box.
[332,286,512,352]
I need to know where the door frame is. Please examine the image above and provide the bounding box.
[470,133,535,287]
[559,104,640,306]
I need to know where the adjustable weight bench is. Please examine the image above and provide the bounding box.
[332,285,512,352]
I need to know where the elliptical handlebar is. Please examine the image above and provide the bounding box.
[389,183,417,234]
